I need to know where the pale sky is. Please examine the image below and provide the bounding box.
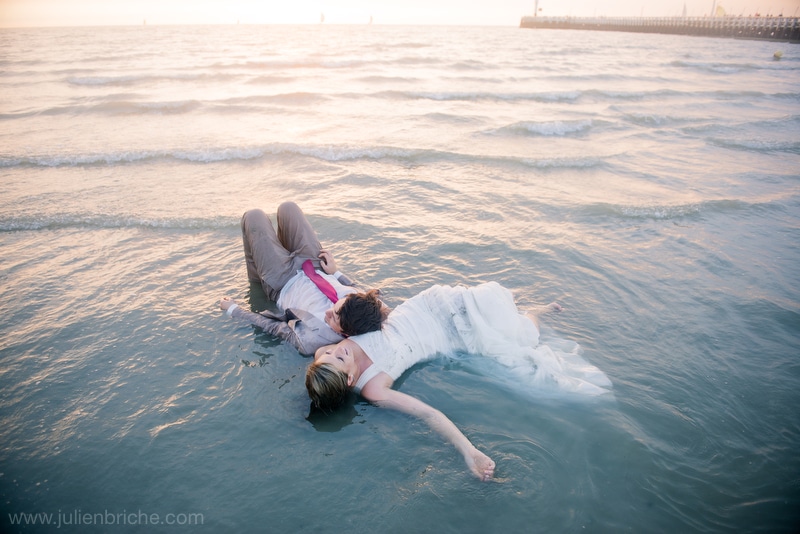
[1,0,798,27]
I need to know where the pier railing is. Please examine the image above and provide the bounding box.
[520,15,800,43]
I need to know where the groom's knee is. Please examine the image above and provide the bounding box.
[277,201,302,220]
[241,208,268,232]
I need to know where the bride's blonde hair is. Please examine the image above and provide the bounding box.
[305,361,349,410]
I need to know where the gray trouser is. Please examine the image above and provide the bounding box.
[241,202,323,301]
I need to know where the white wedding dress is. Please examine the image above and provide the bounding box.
[351,282,612,397]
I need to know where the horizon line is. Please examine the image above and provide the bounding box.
[1,21,528,29]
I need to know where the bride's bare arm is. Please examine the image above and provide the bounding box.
[361,376,495,481]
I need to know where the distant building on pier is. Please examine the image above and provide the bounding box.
[520,15,800,43]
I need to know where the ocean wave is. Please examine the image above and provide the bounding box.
[218,92,329,106]
[370,88,707,103]
[1,94,306,119]
[583,199,775,220]
[208,58,368,70]
[0,214,237,232]
[383,41,431,49]
[0,142,604,170]
[0,144,417,168]
[9,99,204,118]
[65,72,239,86]
[599,88,784,102]
[0,146,265,167]
[385,90,582,102]
[620,112,696,127]
[771,92,800,101]
[521,156,602,169]
[486,119,595,137]
[101,99,203,114]
[245,74,298,85]
[588,88,671,100]
[393,56,444,66]
[423,112,485,124]
[670,58,800,76]
[682,118,800,154]
[66,75,143,86]
[750,115,800,128]
[12,86,783,121]
[670,59,761,74]
[353,75,419,84]
[708,137,800,154]
[207,55,441,71]
[451,60,491,71]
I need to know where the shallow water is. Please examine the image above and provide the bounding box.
[1,24,799,532]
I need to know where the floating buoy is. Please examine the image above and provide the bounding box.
[773,50,783,60]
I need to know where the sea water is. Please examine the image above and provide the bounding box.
[0,24,798,533]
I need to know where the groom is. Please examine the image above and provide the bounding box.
[219,202,385,355]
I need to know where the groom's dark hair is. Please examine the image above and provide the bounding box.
[338,289,386,337]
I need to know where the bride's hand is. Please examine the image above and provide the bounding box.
[465,447,495,482]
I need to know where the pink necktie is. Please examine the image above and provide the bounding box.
[302,259,339,304]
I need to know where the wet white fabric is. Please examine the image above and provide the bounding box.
[351,282,611,396]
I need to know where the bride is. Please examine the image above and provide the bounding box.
[306,281,612,481]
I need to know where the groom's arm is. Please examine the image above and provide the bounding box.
[220,298,343,356]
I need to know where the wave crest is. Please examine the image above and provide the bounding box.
[0,213,237,232]
[488,119,594,137]
[584,199,774,220]
[0,142,604,170]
